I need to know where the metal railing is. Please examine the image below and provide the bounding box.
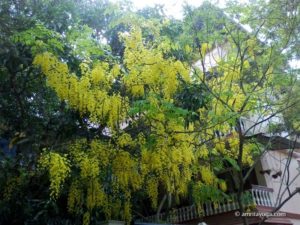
[140,185,274,223]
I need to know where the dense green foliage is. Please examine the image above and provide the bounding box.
[0,0,299,225]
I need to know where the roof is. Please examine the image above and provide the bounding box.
[252,133,300,150]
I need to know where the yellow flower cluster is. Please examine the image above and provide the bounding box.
[39,152,70,199]
[68,180,83,214]
[122,28,190,99]
[3,176,22,201]
[117,133,134,148]
[112,150,142,190]
[60,139,142,223]
[146,177,159,208]
[200,166,215,186]
[140,121,195,202]
[67,140,110,222]
[33,53,126,129]
[208,132,255,166]
[219,180,227,192]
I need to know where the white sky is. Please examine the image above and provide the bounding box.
[110,0,300,69]
[111,0,228,19]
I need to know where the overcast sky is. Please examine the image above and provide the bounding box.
[111,0,228,19]
[110,0,299,68]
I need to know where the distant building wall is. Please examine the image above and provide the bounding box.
[289,218,300,225]
[259,150,300,215]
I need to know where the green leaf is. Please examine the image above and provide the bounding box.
[224,156,240,171]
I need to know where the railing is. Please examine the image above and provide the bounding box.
[251,185,274,207]
[143,205,202,223]
[139,185,274,224]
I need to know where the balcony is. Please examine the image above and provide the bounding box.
[140,185,274,224]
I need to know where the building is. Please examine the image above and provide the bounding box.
[137,131,300,225]
[136,10,300,224]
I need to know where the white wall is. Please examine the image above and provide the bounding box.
[259,150,300,215]
[289,219,300,225]
[241,114,284,136]
[194,43,229,72]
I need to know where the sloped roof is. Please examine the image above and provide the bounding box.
[251,133,300,150]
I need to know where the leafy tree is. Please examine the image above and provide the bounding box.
[1,1,299,225]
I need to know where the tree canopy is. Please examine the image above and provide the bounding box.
[0,0,299,225]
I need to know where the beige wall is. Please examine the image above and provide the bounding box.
[194,43,229,71]
[289,219,300,225]
[254,159,267,187]
[258,150,300,215]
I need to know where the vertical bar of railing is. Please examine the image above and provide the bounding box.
[251,189,256,205]
[268,190,273,206]
[174,209,178,223]
[221,200,224,212]
[186,207,189,220]
[192,205,196,219]
[263,190,269,206]
[159,212,162,221]
[192,205,195,219]
[185,206,189,221]
[227,197,231,211]
[266,192,272,206]
[204,202,208,216]
[219,202,222,213]
[226,198,230,211]
[232,195,236,210]
[205,202,209,216]
[197,204,201,218]
[268,191,274,206]
[183,207,186,221]
[217,202,221,214]
[208,201,213,216]
[260,190,265,206]
[188,206,192,220]
[260,189,264,206]
[224,200,228,212]
[233,194,238,210]
[253,189,257,205]
[213,202,218,214]
[256,189,262,205]
[223,199,227,212]
[171,209,174,223]
[260,190,264,205]
[218,201,223,213]
[186,206,189,220]
[179,207,183,222]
